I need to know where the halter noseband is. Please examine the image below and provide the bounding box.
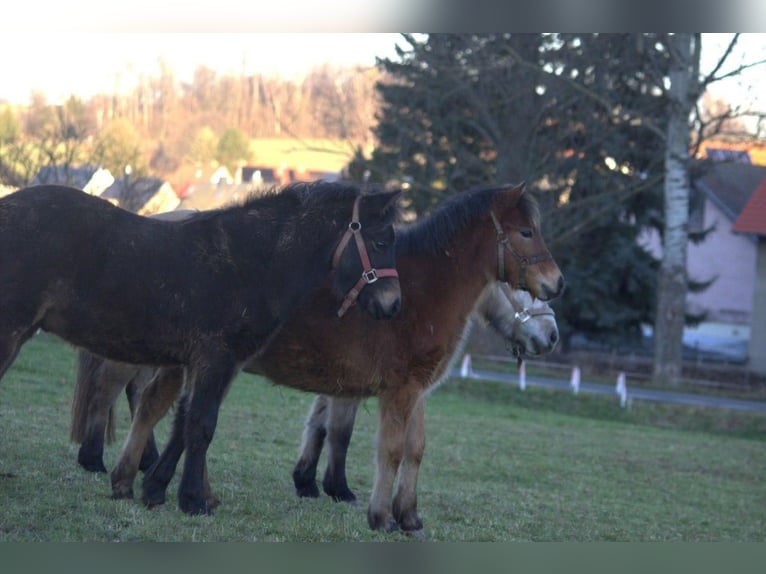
[498,281,555,330]
[331,195,399,318]
[489,210,552,290]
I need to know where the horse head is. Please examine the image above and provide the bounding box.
[331,188,403,320]
[475,282,559,358]
[489,183,565,302]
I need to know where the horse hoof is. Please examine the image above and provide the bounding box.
[141,486,166,509]
[206,494,222,510]
[367,510,400,532]
[111,483,134,500]
[295,483,320,498]
[78,455,107,474]
[325,486,357,504]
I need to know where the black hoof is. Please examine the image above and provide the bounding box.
[78,452,107,474]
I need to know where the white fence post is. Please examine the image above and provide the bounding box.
[519,360,526,390]
[616,371,627,407]
[460,354,473,378]
[570,366,581,395]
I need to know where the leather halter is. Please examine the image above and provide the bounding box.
[331,196,399,318]
[489,210,552,290]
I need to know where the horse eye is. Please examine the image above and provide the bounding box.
[520,229,533,239]
[374,240,388,249]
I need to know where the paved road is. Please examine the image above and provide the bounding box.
[452,367,766,413]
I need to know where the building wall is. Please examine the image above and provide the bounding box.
[686,200,756,324]
[640,198,756,324]
[749,239,766,374]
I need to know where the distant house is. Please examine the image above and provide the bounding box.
[641,158,766,364]
[31,165,114,196]
[177,182,267,211]
[101,177,180,215]
[732,176,766,374]
[168,163,234,199]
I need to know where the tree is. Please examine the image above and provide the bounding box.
[652,34,700,385]
[215,128,251,175]
[363,33,666,349]
[92,118,146,177]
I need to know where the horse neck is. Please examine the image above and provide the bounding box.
[196,196,351,283]
[398,221,497,319]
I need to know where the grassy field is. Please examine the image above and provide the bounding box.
[0,333,764,541]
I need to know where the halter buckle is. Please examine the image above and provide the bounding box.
[515,309,531,323]
[362,269,379,284]
[348,221,362,232]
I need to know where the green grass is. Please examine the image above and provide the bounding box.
[1,333,764,541]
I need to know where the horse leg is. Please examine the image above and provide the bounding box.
[125,368,161,471]
[322,396,360,504]
[140,384,190,508]
[111,366,183,500]
[0,327,29,384]
[77,362,132,473]
[367,387,419,532]
[202,460,221,510]
[292,395,329,498]
[392,395,426,535]
[152,356,239,515]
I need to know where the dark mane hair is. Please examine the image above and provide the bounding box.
[397,184,539,256]
[183,180,400,228]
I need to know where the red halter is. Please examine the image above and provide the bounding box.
[331,196,399,317]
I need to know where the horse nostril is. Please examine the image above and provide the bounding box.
[556,275,565,296]
[550,330,559,345]
[389,298,401,318]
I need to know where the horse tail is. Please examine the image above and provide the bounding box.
[70,350,104,443]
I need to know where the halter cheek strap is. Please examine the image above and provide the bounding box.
[489,210,551,290]
[332,196,399,318]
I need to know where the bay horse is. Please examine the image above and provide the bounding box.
[0,181,403,515]
[291,284,559,507]
[94,182,563,535]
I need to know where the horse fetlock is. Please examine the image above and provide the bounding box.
[293,463,320,498]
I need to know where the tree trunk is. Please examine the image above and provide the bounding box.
[653,34,700,385]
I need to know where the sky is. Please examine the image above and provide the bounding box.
[0,33,405,105]
[0,32,763,117]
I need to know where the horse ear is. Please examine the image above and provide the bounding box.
[492,181,526,211]
[360,189,402,219]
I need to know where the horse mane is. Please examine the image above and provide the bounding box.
[176,180,399,226]
[397,184,539,256]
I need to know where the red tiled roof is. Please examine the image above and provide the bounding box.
[733,176,766,236]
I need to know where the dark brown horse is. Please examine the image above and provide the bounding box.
[76,182,563,535]
[0,181,402,515]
